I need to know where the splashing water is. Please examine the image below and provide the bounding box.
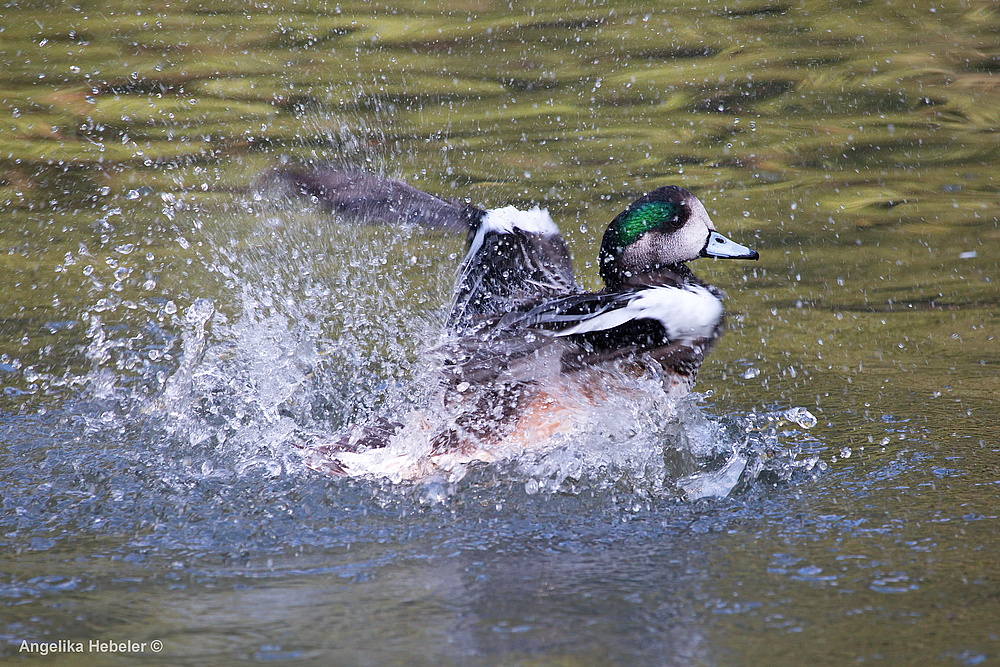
[73,182,820,503]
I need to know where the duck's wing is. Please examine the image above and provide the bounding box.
[262,164,483,232]
[448,206,580,332]
[504,283,725,371]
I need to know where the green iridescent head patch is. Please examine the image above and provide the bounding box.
[609,201,679,249]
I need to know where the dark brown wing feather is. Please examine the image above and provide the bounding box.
[261,163,483,232]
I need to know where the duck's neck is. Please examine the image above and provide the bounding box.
[598,246,645,288]
[600,259,698,289]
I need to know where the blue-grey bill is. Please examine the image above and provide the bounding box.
[701,231,759,260]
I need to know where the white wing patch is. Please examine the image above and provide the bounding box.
[463,206,559,263]
[481,205,559,236]
[555,286,723,341]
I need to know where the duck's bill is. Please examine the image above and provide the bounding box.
[701,231,759,260]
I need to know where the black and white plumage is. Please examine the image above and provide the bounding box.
[448,205,578,331]
[440,185,756,392]
[280,165,759,478]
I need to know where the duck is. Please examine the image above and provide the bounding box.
[275,165,759,480]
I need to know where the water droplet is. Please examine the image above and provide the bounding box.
[184,299,215,326]
[782,407,817,429]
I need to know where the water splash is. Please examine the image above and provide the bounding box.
[68,177,457,475]
[72,182,820,503]
[300,361,820,501]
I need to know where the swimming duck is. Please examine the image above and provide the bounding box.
[278,165,759,479]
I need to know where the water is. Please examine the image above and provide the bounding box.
[2,1,998,664]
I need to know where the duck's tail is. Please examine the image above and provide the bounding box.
[260,163,484,233]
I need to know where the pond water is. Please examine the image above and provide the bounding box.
[1,0,998,664]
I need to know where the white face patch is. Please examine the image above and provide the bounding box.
[668,196,715,262]
[687,196,715,232]
[555,285,723,341]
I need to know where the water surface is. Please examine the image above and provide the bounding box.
[1,1,998,664]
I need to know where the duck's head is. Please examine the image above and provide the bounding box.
[598,186,758,287]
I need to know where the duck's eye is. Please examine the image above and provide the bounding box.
[662,204,687,229]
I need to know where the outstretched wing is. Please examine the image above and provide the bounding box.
[447,206,580,333]
[265,164,582,335]
[262,163,483,232]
